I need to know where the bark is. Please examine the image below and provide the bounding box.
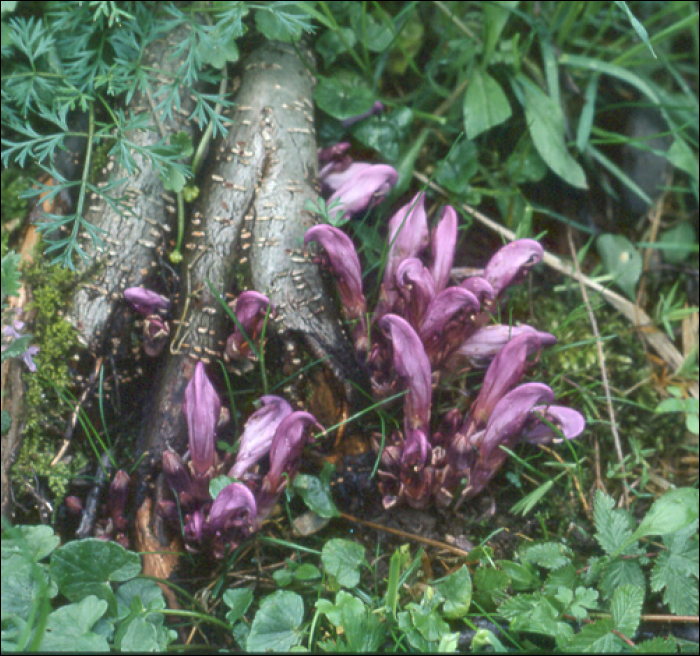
[66,22,203,361]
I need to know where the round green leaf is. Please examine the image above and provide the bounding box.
[596,234,642,299]
[246,590,305,652]
[314,75,375,121]
[322,538,366,589]
[464,67,512,139]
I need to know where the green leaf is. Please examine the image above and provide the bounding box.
[499,560,541,591]
[114,578,167,621]
[561,617,618,652]
[505,134,548,185]
[599,559,645,600]
[519,542,573,570]
[666,137,698,181]
[315,27,356,66]
[38,595,110,652]
[292,473,340,518]
[516,75,587,189]
[210,475,237,501]
[614,2,656,58]
[322,538,366,589]
[314,75,375,121]
[246,590,305,652]
[436,566,472,619]
[254,4,310,42]
[482,1,518,66]
[349,7,394,53]
[316,590,385,652]
[632,488,699,542]
[593,490,636,556]
[1,525,60,563]
[611,584,643,638]
[635,635,680,653]
[1,251,22,302]
[223,588,254,625]
[1,555,56,620]
[1,410,10,434]
[463,67,512,139]
[434,138,479,195]
[49,539,142,611]
[351,106,414,163]
[596,234,642,300]
[198,36,239,68]
[659,221,697,265]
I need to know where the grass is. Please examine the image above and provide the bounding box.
[1,1,698,652]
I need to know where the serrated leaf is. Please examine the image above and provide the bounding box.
[321,538,366,589]
[632,488,699,542]
[650,528,699,616]
[593,489,636,556]
[596,234,642,300]
[516,75,587,189]
[436,565,472,619]
[561,617,619,652]
[499,560,541,591]
[634,635,679,653]
[611,584,643,638]
[463,67,512,139]
[49,539,141,611]
[246,590,305,652]
[38,595,110,652]
[520,542,573,570]
[599,559,645,600]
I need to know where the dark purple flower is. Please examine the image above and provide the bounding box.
[162,449,197,501]
[430,206,458,292]
[305,225,366,321]
[225,291,273,362]
[379,314,432,460]
[142,314,170,357]
[184,509,205,544]
[108,470,130,532]
[229,395,294,479]
[124,287,169,316]
[326,163,398,220]
[207,482,258,534]
[418,287,480,367]
[183,361,221,477]
[483,239,544,296]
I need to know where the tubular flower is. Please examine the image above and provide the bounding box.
[183,361,221,477]
[326,163,398,220]
[483,239,544,296]
[124,287,169,316]
[430,205,458,292]
[207,482,258,536]
[395,258,436,327]
[452,325,557,368]
[225,291,273,362]
[304,225,366,321]
[229,396,294,479]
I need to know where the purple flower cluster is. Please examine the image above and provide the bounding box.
[305,187,585,510]
[157,362,322,557]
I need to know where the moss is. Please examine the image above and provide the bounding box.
[13,249,88,502]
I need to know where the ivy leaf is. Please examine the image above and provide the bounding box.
[463,67,512,139]
[321,538,366,589]
[38,595,110,652]
[314,75,375,121]
[1,525,60,563]
[49,538,141,613]
[246,590,305,652]
[436,565,473,619]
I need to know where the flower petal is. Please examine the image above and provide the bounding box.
[124,287,170,316]
[483,239,543,296]
[207,482,257,533]
[266,411,321,490]
[225,291,273,361]
[183,361,221,476]
[229,395,294,479]
[395,257,436,326]
[305,225,366,320]
[523,405,586,443]
[456,325,556,367]
[327,163,398,219]
[430,205,458,292]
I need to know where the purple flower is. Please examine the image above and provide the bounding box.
[453,325,556,368]
[108,470,130,532]
[430,206,458,292]
[229,396,294,479]
[523,405,586,444]
[21,345,39,372]
[418,287,480,367]
[124,287,169,316]
[395,258,436,327]
[305,225,367,321]
[379,314,432,464]
[325,163,398,220]
[340,100,384,127]
[460,277,496,308]
[483,239,544,297]
[225,291,273,362]
[142,314,170,357]
[207,482,258,535]
[183,361,221,477]
[3,319,24,341]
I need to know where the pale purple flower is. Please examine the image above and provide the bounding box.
[326,163,398,220]
[124,287,169,316]
[453,325,557,368]
[483,239,544,296]
[395,258,437,327]
[21,345,39,372]
[229,396,294,479]
[3,319,25,340]
[460,277,496,307]
[305,225,366,321]
[523,405,586,444]
[183,361,221,477]
[430,205,458,292]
